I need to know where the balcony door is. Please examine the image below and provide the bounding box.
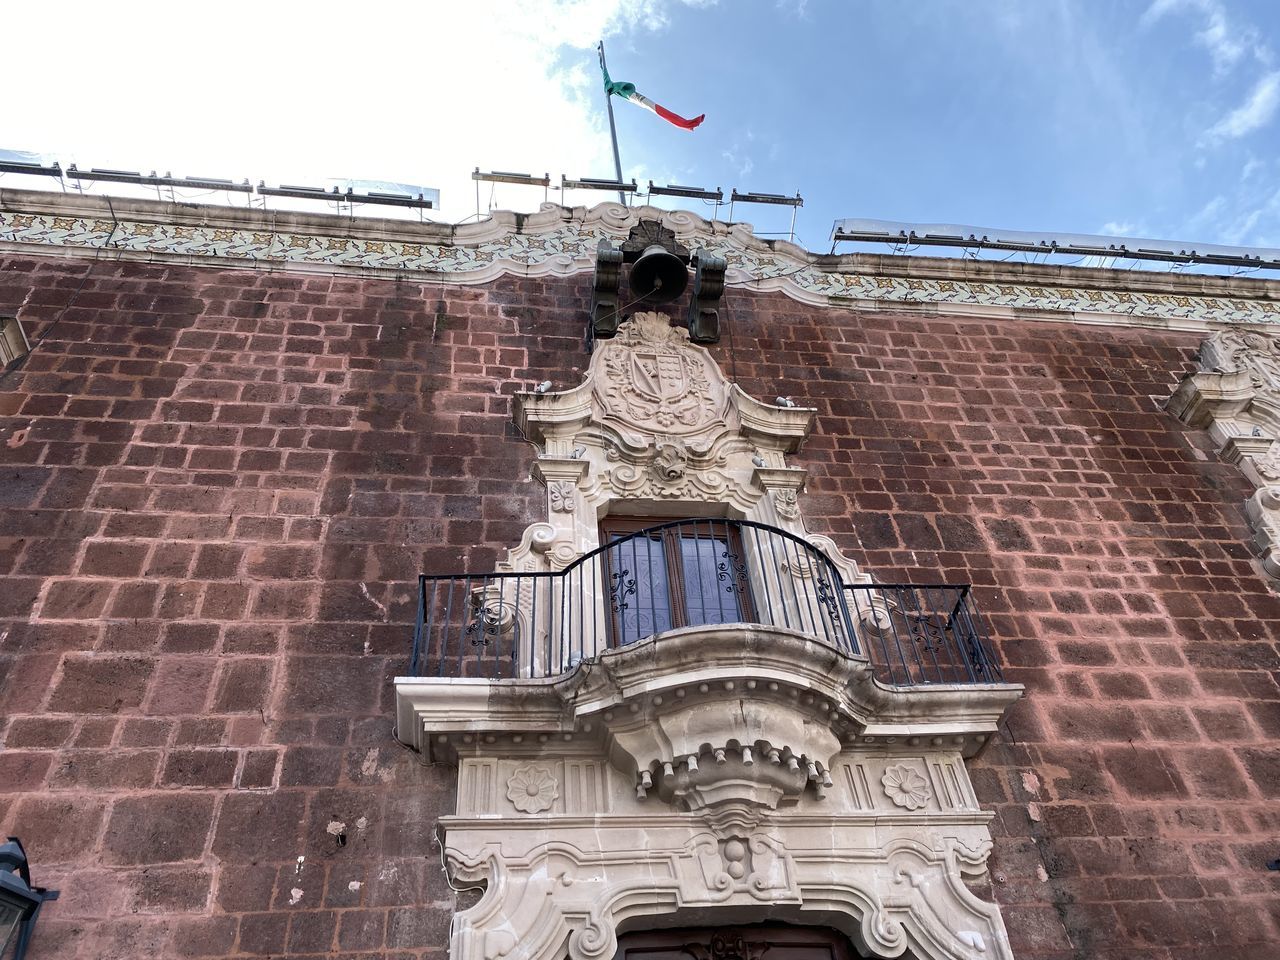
[613,924,858,959]
[601,518,754,646]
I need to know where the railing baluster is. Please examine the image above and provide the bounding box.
[757,524,785,633]
[411,575,425,676]
[426,579,440,677]
[919,585,946,683]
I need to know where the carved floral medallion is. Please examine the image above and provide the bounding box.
[881,763,932,811]
[506,764,558,813]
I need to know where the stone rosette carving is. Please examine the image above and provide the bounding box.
[881,763,932,811]
[506,764,558,813]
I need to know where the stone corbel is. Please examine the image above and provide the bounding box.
[731,384,815,453]
[752,465,808,526]
[513,388,594,448]
[1165,367,1257,431]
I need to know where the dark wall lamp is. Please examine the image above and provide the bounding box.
[0,839,58,960]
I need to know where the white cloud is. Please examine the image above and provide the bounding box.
[1203,71,1280,142]
[1241,156,1266,180]
[1099,221,1138,237]
[1142,0,1262,74]
[0,0,710,223]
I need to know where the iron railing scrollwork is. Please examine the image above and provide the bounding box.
[410,519,1004,686]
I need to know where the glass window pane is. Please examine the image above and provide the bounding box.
[680,535,745,626]
[607,535,673,644]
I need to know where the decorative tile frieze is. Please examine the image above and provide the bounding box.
[3,196,1278,330]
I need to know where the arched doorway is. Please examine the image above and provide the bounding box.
[614,924,860,959]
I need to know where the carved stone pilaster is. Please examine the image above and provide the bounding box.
[1168,328,1280,578]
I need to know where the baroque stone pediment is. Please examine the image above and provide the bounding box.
[1168,328,1280,577]
[515,311,813,456]
[509,311,870,586]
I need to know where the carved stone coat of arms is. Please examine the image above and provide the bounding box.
[596,312,720,438]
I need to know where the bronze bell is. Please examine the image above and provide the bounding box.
[629,244,688,302]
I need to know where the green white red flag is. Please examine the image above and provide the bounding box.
[600,59,704,131]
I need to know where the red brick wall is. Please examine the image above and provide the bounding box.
[1,254,1277,958]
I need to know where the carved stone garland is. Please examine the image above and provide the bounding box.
[395,311,1023,960]
[1167,328,1280,577]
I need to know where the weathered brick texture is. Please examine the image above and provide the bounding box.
[1,253,1278,958]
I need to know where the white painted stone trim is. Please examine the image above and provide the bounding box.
[395,626,1020,960]
[1167,328,1280,577]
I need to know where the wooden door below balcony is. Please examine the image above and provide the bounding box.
[613,924,860,959]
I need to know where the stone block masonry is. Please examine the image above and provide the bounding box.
[0,245,1278,958]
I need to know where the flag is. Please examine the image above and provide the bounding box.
[601,59,704,131]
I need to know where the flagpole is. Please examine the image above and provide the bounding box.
[597,40,627,206]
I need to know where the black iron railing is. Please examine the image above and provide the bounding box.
[843,584,1003,685]
[409,519,1003,686]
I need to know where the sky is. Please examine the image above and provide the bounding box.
[4,0,1280,256]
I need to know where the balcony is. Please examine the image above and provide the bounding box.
[409,519,1003,687]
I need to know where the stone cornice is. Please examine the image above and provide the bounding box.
[395,624,1022,761]
[3,187,1279,332]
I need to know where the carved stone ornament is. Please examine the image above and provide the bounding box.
[506,764,559,813]
[773,487,800,521]
[509,311,873,590]
[601,312,719,435]
[547,480,576,513]
[396,626,1023,960]
[651,440,689,482]
[397,311,1025,960]
[881,763,933,811]
[1245,486,1280,578]
[1257,444,1280,482]
[1167,328,1280,577]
